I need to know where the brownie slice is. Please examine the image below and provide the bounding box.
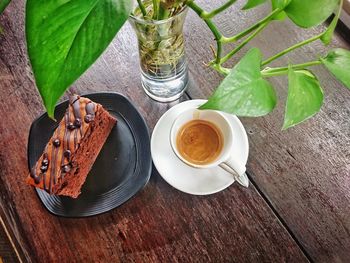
[27,95,117,198]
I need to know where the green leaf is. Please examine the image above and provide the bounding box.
[199,48,277,117]
[284,0,338,28]
[271,0,291,9]
[271,10,287,20]
[320,1,342,45]
[242,0,267,10]
[320,16,338,45]
[26,0,132,118]
[270,0,290,20]
[283,69,323,129]
[0,0,11,14]
[321,48,350,89]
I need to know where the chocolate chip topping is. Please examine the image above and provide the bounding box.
[40,165,48,172]
[74,118,81,128]
[64,150,71,159]
[61,164,71,173]
[42,158,49,166]
[53,139,60,147]
[67,122,75,130]
[29,96,105,195]
[84,114,94,123]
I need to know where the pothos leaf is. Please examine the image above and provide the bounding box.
[199,48,277,117]
[242,0,267,10]
[321,48,350,89]
[283,69,323,129]
[271,0,291,9]
[284,0,338,28]
[26,0,132,118]
[272,10,287,21]
[321,0,342,45]
[270,0,290,20]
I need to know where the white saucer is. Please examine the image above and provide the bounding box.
[151,100,249,195]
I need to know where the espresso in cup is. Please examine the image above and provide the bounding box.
[170,108,249,187]
[176,120,223,165]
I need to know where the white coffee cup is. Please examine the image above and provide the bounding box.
[170,108,249,187]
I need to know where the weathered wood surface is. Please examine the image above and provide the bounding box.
[1,0,348,262]
[185,1,350,262]
[0,211,18,263]
[0,1,308,261]
[0,1,308,263]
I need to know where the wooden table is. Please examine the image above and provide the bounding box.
[1,0,350,262]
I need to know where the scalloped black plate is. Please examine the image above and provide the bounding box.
[27,93,151,217]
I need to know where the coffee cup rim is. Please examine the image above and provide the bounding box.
[170,108,234,168]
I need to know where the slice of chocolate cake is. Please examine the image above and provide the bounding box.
[27,95,117,198]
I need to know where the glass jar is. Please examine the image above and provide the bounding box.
[129,6,188,102]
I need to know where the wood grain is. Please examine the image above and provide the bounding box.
[185,1,350,262]
[0,0,310,262]
[0,213,19,263]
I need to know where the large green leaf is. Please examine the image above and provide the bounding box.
[0,0,11,14]
[26,0,132,118]
[271,0,291,9]
[242,0,267,10]
[283,69,323,129]
[270,0,290,20]
[284,0,338,28]
[321,48,350,89]
[199,48,277,117]
[320,0,342,45]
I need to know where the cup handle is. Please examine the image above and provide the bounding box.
[219,156,249,188]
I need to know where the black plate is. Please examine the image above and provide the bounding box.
[27,93,151,217]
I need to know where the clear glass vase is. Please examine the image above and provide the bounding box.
[129,6,188,102]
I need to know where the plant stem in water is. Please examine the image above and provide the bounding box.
[152,0,160,19]
[137,0,147,17]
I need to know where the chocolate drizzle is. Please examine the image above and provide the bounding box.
[74,127,78,150]
[84,102,96,123]
[60,109,70,180]
[69,95,80,105]
[29,95,98,194]
[86,101,95,115]
[49,123,60,192]
[72,97,83,149]
[42,150,49,191]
